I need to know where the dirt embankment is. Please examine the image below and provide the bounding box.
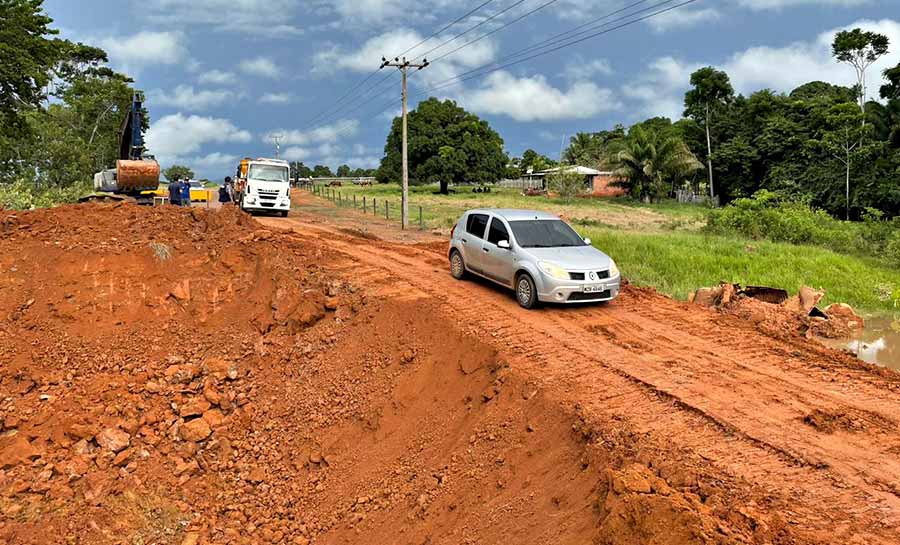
[0,203,744,545]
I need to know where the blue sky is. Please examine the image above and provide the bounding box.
[45,0,900,179]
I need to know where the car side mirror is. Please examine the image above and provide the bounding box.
[584,238,591,245]
[498,240,510,249]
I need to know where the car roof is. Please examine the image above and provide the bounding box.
[467,209,560,222]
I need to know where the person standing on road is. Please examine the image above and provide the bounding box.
[219,177,233,204]
[180,178,191,207]
[168,178,181,206]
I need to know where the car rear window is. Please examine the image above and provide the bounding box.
[466,213,489,238]
[509,220,586,248]
[487,218,509,245]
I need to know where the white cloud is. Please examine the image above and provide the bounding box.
[736,0,871,9]
[198,70,237,85]
[239,57,281,78]
[259,92,294,104]
[149,85,238,111]
[146,114,252,166]
[622,56,703,120]
[723,19,900,98]
[314,28,496,88]
[562,57,612,82]
[144,0,303,35]
[460,71,620,122]
[647,7,722,32]
[267,119,360,146]
[623,18,900,120]
[96,31,187,72]
[190,152,240,171]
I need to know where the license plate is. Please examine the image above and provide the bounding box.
[583,285,606,293]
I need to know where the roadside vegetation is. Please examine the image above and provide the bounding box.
[0,2,140,209]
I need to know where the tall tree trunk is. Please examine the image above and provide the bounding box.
[705,103,714,198]
[439,180,449,195]
[845,148,851,221]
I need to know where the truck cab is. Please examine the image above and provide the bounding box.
[237,158,291,216]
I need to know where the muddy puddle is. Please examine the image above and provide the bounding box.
[822,315,900,370]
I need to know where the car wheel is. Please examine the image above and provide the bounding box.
[449,250,466,280]
[515,273,538,309]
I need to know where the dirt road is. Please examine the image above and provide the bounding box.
[2,198,899,545]
[259,193,900,544]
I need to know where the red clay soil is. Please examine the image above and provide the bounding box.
[1,201,899,545]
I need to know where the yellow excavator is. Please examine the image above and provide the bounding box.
[81,92,160,204]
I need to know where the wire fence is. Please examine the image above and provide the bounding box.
[303,183,431,231]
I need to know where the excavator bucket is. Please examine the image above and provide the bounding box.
[116,159,160,192]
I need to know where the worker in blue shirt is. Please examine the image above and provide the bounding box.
[168,178,181,206]
[180,178,191,207]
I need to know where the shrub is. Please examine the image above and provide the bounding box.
[706,190,900,263]
[0,179,93,210]
[547,167,585,203]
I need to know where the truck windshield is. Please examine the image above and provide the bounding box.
[509,220,587,248]
[248,165,288,183]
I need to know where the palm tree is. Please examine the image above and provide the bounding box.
[563,132,599,165]
[611,127,703,203]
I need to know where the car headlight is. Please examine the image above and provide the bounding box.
[609,260,620,278]
[538,261,569,280]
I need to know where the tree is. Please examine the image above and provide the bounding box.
[812,103,877,220]
[336,164,351,177]
[163,165,194,182]
[881,62,900,101]
[519,149,555,173]
[312,164,333,178]
[290,161,312,179]
[684,67,734,198]
[0,0,63,129]
[377,97,507,194]
[611,126,703,203]
[832,28,890,117]
[547,167,585,203]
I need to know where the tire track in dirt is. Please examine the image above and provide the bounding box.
[260,212,900,543]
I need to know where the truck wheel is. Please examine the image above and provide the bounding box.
[280,210,288,218]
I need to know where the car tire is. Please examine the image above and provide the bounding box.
[449,250,466,280]
[515,273,538,309]
[280,210,288,218]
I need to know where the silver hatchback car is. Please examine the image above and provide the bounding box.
[448,209,621,308]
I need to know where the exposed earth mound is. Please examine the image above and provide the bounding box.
[1,201,899,545]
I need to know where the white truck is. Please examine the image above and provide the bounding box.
[235,157,292,217]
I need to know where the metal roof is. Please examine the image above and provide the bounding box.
[535,166,605,175]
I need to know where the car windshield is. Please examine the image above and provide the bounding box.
[248,165,289,183]
[509,220,587,248]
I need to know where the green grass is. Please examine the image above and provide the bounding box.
[309,183,900,313]
[581,227,900,313]
[316,182,707,231]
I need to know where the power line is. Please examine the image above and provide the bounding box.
[301,0,699,159]
[410,0,529,62]
[294,0,500,132]
[396,0,499,58]
[420,0,694,96]
[429,0,562,64]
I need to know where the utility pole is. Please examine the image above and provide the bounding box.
[380,56,428,229]
[272,134,283,159]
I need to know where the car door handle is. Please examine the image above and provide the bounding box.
[461,238,467,244]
